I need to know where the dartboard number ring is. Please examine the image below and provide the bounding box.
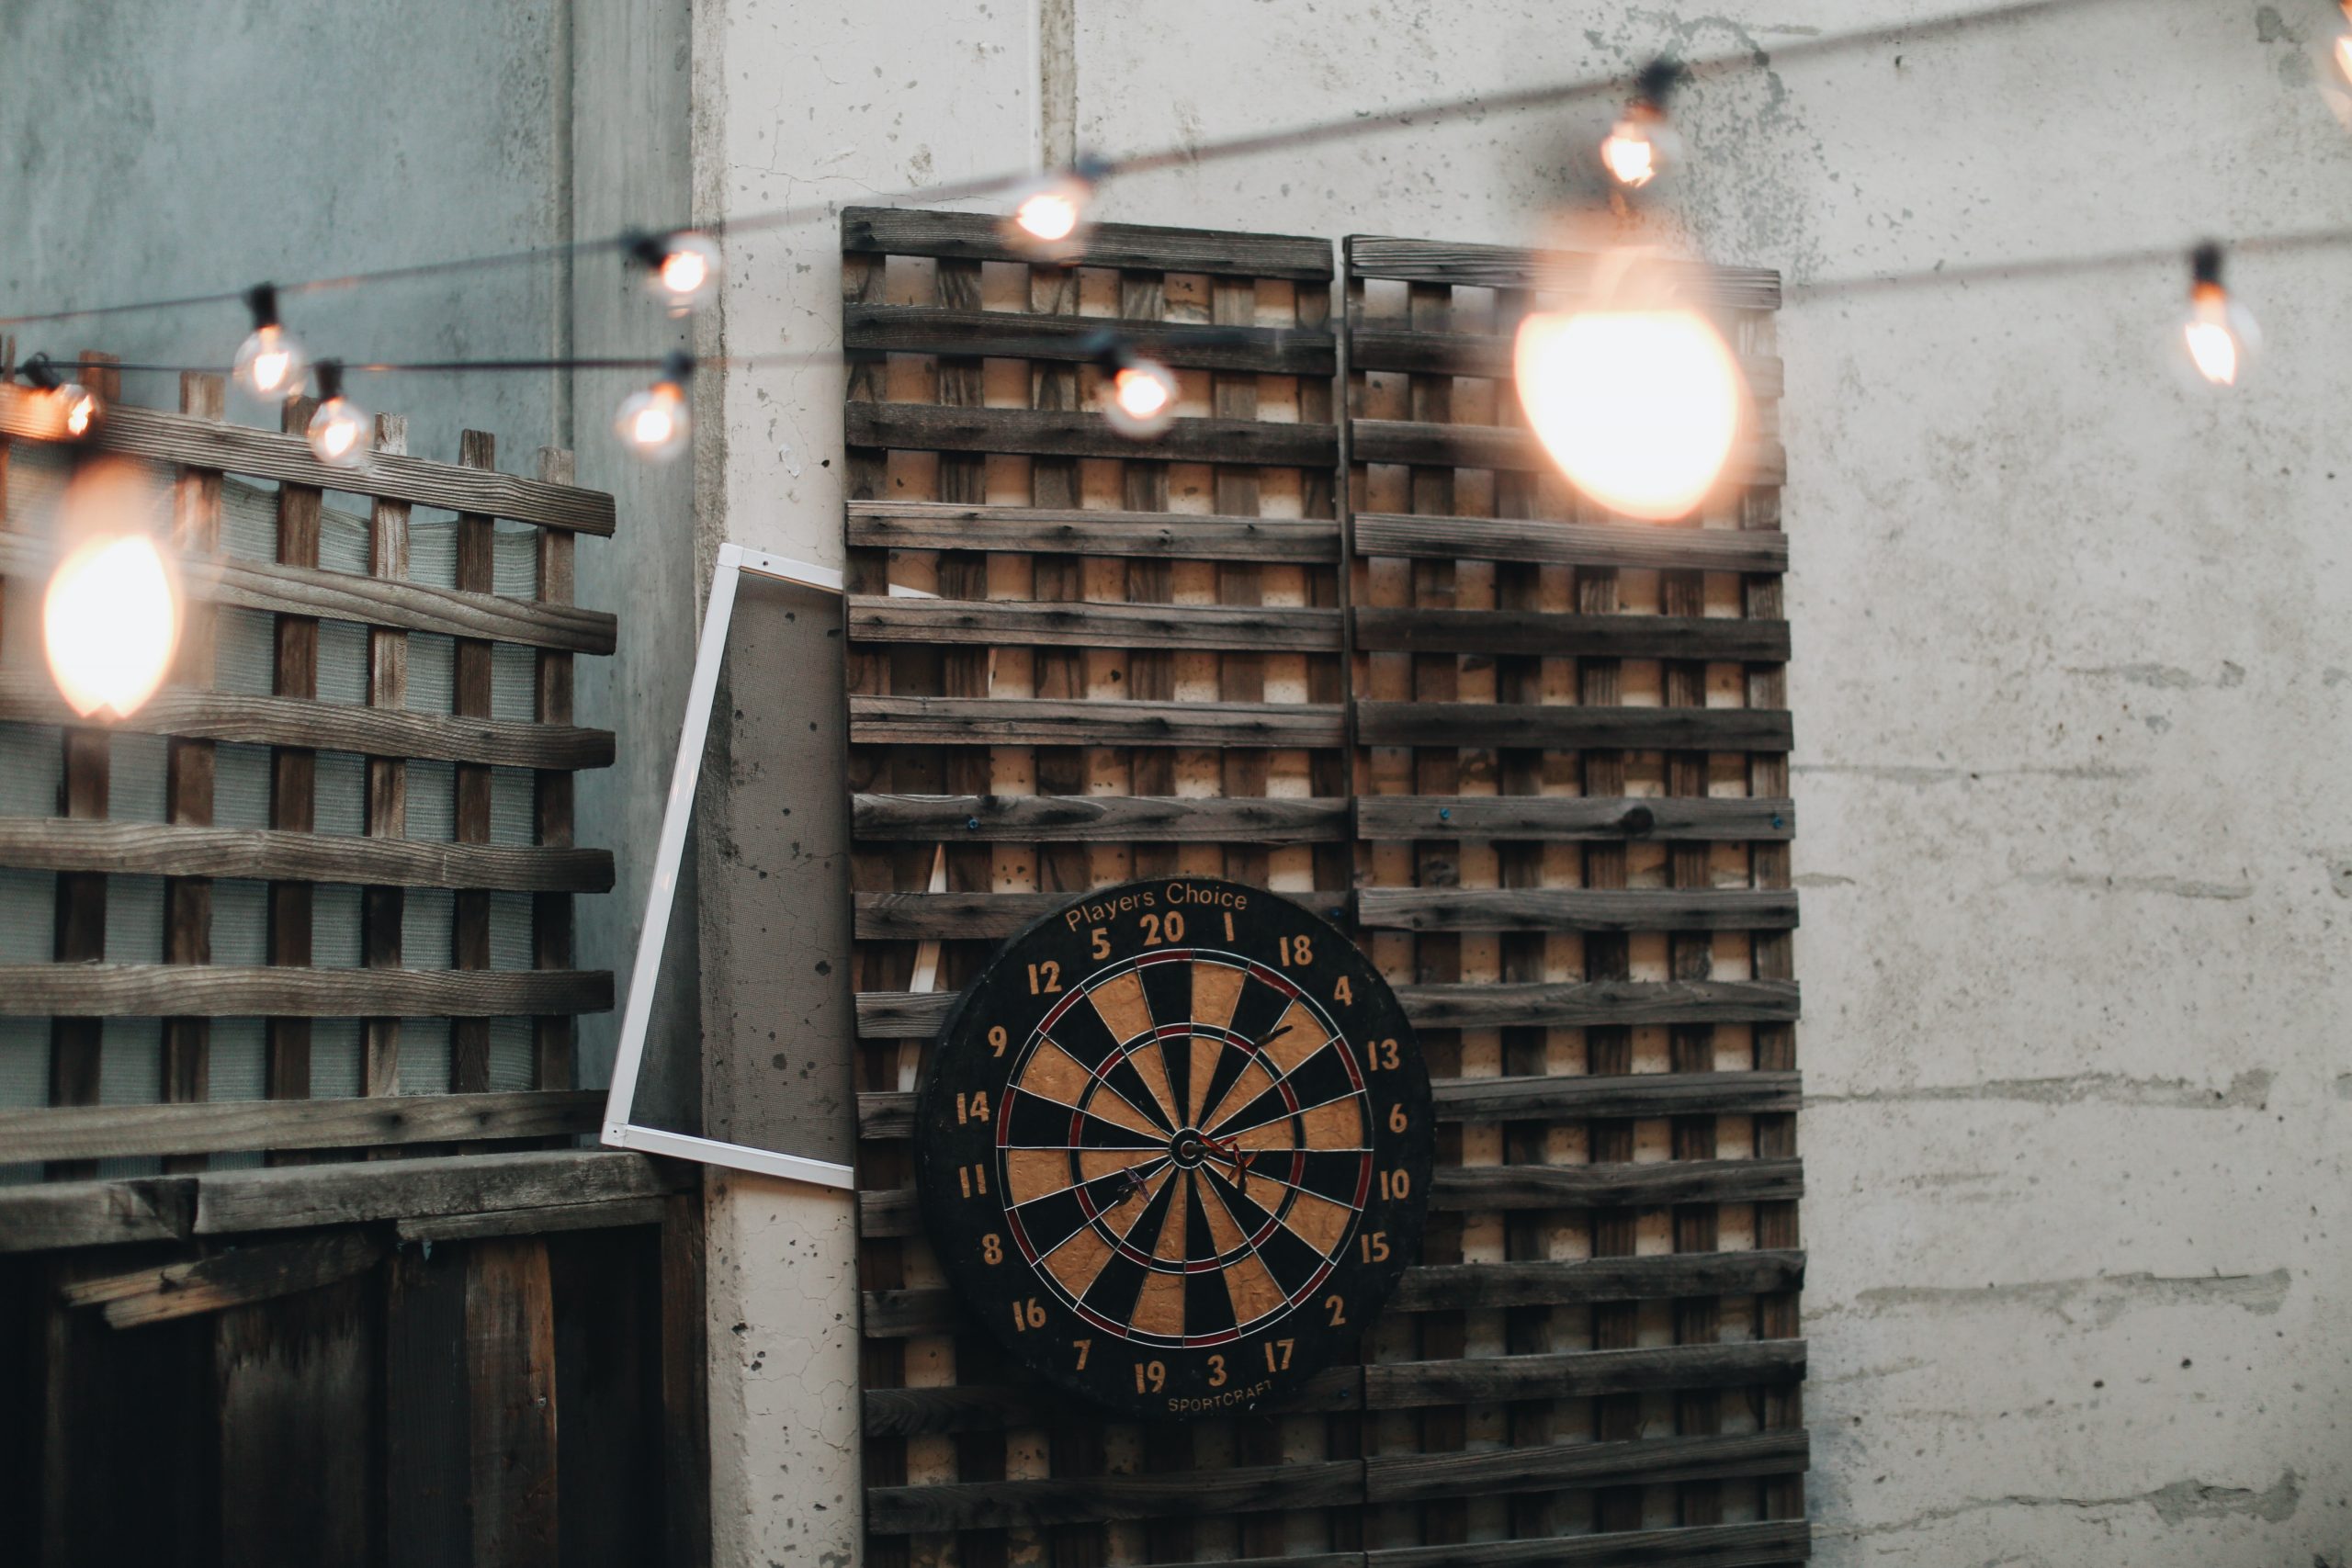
[915,878,1433,1418]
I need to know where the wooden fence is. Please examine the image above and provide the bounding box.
[839,211,1809,1567]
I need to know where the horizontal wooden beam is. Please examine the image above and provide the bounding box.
[1352,511,1788,574]
[1364,1338,1804,1409]
[0,1149,686,1251]
[1367,1519,1812,1568]
[1344,235,1783,309]
[862,1366,1363,1436]
[0,1089,605,1162]
[856,976,1797,1039]
[1355,886,1798,932]
[0,384,616,534]
[0,671,615,770]
[851,596,1339,652]
[845,304,1334,374]
[1364,1429,1808,1507]
[853,793,1349,844]
[846,501,1340,562]
[1353,420,1784,484]
[1352,607,1788,661]
[852,695,1346,748]
[867,1453,1363,1534]
[845,206,1333,279]
[854,888,1351,942]
[394,1194,668,1245]
[0,532,615,654]
[1391,1249,1805,1311]
[63,1232,390,1328]
[1349,324,1783,400]
[1356,795,1793,843]
[0,818,613,892]
[1430,1157,1804,1211]
[1355,701,1792,753]
[0,964,612,1017]
[847,402,1336,466]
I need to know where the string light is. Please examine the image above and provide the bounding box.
[2335,2,2352,84]
[19,353,102,440]
[1087,332,1179,438]
[1514,254,1746,521]
[2181,242,2259,389]
[629,231,722,314]
[616,351,693,461]
[1005,154,1111,260]
[1601,59,1683,190]
[232,284,309,401]
[43,460,180,720]
[305,361,372,467]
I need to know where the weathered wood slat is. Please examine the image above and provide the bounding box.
[1430,1158,1803,1211]
[1352,607,1788,661]
[0,384,616,534]
[0,817,612,892]
[1348,324,1783,399]
[845,304,1334,374]
[853,792,1349,843]
[1357,795,1793,842]
[0,1177,195,1252]
[0,671,614,770]
[854,976,1797,1038]
[1352,512,1788,574]
[851,694,1346,748]
[1393,1251,1805,1313]
[1364,1341,1805,1410]
[855,888,1351,942]
[0,963,612,1017]
[847,402,1337,466]
[395,1193,666,1244]
[1366,1518,1811,1568]
[866,1453,1363,1534]
[1343,236,1782,308]
[1355,886,1798,932]
[1355,701,1792,752]
[0,531,614,653]
[843,206,1332,279]
[1366,1429,1808,1506]
[862,1369,1363,1437]
[850,595,1339,651]
[63,1232,390,1328]
[845,501,1340,561]
[192,1148,687,1236]
[1353,420,1785,483]
[0,1089,605,1162]
[855,1072,1794,1139]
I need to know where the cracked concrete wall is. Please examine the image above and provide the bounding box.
[691,2,2352,1564]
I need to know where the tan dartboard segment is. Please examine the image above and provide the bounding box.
[1040,1224,1115,1301]
[1125,1039,1182,1128]
[1131,1266,1186,1338]
[1186,1035,1226,1126]
[1202,1058,1277,1136]
[1261,1000,1333,1075]
[1006,1147,1079,1208]
[1275,1186,1359,1257]
[1079,1147,1166,1185]
[1087,969,1154,1045]
[1154,1170,1193,1262]
[1221,1247,1287,1329]
[1017,1039,1099,1109]
[1297,1098,1367,1151]
[1190,959,1246,1032]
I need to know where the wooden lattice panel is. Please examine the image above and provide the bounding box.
[1344,233,1807,1564]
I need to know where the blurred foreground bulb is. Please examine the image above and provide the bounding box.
[1515,297,1744,521]
[232,284,309,401]
[2181,242,2258,389]
[304,361,371,468]
[45,470,179,720]
[631,231,721,314]
[1089,333,1178,438]
[1601,59,1683,190]
[1005,156,1107,259]
[616,351,693,461]
[20,354,102,441]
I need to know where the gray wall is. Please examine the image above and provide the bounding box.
[0,0,701,1101]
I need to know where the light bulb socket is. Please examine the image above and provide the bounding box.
[660,350,695,390]
[1633,57,1683,113]
[1069,151,1114,186]
[1081,328,1137,376]
[626,230,669,268]
[314,359,345,402]
[2190,242,2225,290]
[246,282,282,330]
[20,352,63,392]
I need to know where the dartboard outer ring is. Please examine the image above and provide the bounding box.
[913,877,1432,1420]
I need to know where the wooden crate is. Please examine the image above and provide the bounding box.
[0,366,616,1174]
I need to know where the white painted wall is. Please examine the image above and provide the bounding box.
[692,2,2352,1564]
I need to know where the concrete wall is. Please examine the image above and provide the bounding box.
[688,2,2352,1565]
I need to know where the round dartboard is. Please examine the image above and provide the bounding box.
[915,877,1432,1419]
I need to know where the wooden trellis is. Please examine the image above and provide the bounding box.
[839,213,1810,1565]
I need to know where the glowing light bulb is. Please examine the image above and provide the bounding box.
[2180,243,2258,389]
[1601,60,1683,191]
[2338,30,2352,84]
[1003,157,1108,260]
[1601,118,1659,188]
[233,285,309,400]
[18,354,102,441]
[45,530,179,720]
[303,361,370,467]
[1100,358,1178,438]
[616,352,694,461]
[1515,304,1745,521]
[637,231,721,314]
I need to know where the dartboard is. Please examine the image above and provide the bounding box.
[914,877,1432,1418]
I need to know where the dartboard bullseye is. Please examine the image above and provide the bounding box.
[914,878,1432,1418]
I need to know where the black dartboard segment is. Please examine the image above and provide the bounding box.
[915,878,1433,1419]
